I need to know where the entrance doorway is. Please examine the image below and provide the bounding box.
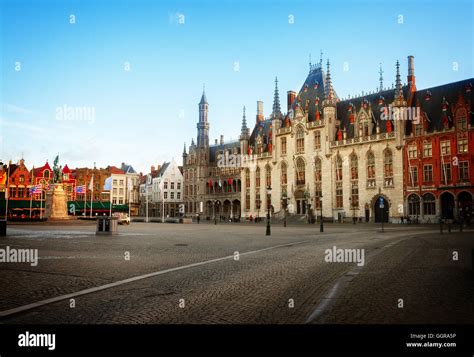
[374,196,389,223]
[440,192,455,219]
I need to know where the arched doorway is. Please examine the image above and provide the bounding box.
[407,194,420,216]
[458,191,472,223]
[373,195,389,223]
[232,199,241,219]
[294,190,307,215]
[440,192,455,219]
[223,200,231,219]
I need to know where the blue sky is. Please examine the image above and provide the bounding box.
[1,0,472,173]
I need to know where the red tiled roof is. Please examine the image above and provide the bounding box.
[109,166,125,174]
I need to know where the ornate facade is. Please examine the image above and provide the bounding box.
[239,56,472,223]
[183,90,242,220]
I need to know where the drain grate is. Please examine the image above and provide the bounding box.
[174,243,188,247]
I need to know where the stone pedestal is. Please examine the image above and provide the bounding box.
[45,184,70,220]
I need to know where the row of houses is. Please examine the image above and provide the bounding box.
[0,160,141,218]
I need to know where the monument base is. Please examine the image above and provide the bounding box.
[45,184,72,220]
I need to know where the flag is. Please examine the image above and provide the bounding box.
[218,179,222,187]
[75,185,86,194]
[88,176,94,190]
[29,185,42,194]
[127,177,132,192]
[103,176,112,191]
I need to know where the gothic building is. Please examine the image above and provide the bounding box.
[239,56,472,222]
[183,90,242,219]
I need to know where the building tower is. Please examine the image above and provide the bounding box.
[197,87,210,148]
[240,106,250,155]
[271,77,282,119]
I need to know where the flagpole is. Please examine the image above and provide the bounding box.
[30,166,34,219]
[90,174,94,218]
[128,179,131,218]
[5,163,10,220]
[40,183,43,219]
[84,186,87,217]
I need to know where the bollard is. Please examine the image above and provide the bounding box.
[472,249,474,274]
[0,220,6,237]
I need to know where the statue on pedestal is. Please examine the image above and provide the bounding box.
[45,155,69,220]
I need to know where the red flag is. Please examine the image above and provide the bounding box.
[228,178,233,185]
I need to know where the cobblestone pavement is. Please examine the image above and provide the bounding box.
[0,222,472,324]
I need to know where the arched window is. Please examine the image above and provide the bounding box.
[255,167,261,188]
[314,157,322,209]
[265,165,272,188]
[314,157,322,182]
[334,155,343,208]
[423,193,436,215]
[281,162,288,185]
[383,149,393,186]
[296,158,305,185]
[350,153,358,180]
[456,108,467,130]
[408,194,420,216]
[358,113,370,137]
[245,169,250,188]
[335,155,343,181]
[367,151,376,187]
[296,126,305,154]
[350,153,358,208]
[44,170,50,179]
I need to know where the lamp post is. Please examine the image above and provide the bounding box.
[266,186,272,236]
[304,189,311,224]
[379,187,384,233]
[281,191,288,228]
[320,192,324,232]
[256,198,261,222]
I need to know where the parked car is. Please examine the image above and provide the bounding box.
[113,212,130,225]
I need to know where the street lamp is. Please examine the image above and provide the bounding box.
[256,198,261,222]
[349,197,356,224]
[320,192,324,232]
[281,191,288,228]
[266,186,272,236]
[304,189,311,224]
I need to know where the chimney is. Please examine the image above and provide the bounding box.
[407,55,415,89]
[215,139,218,145]
[220,135,224,145]
[256,101,264,123]
[287,91,296,111]
[151,165,155,172]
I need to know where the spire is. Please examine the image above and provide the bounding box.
[309,53,312,73]
[379,63,384,92]
[199,84,208,105]
[191,138,195,147]
[183,142,187,155]
[325,59,333,100]
[395,60,402,98]
[272,76,282,118]
[319,49,323,67]
[240,106,249,138]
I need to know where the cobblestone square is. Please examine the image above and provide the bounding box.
[0,222,473,324]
